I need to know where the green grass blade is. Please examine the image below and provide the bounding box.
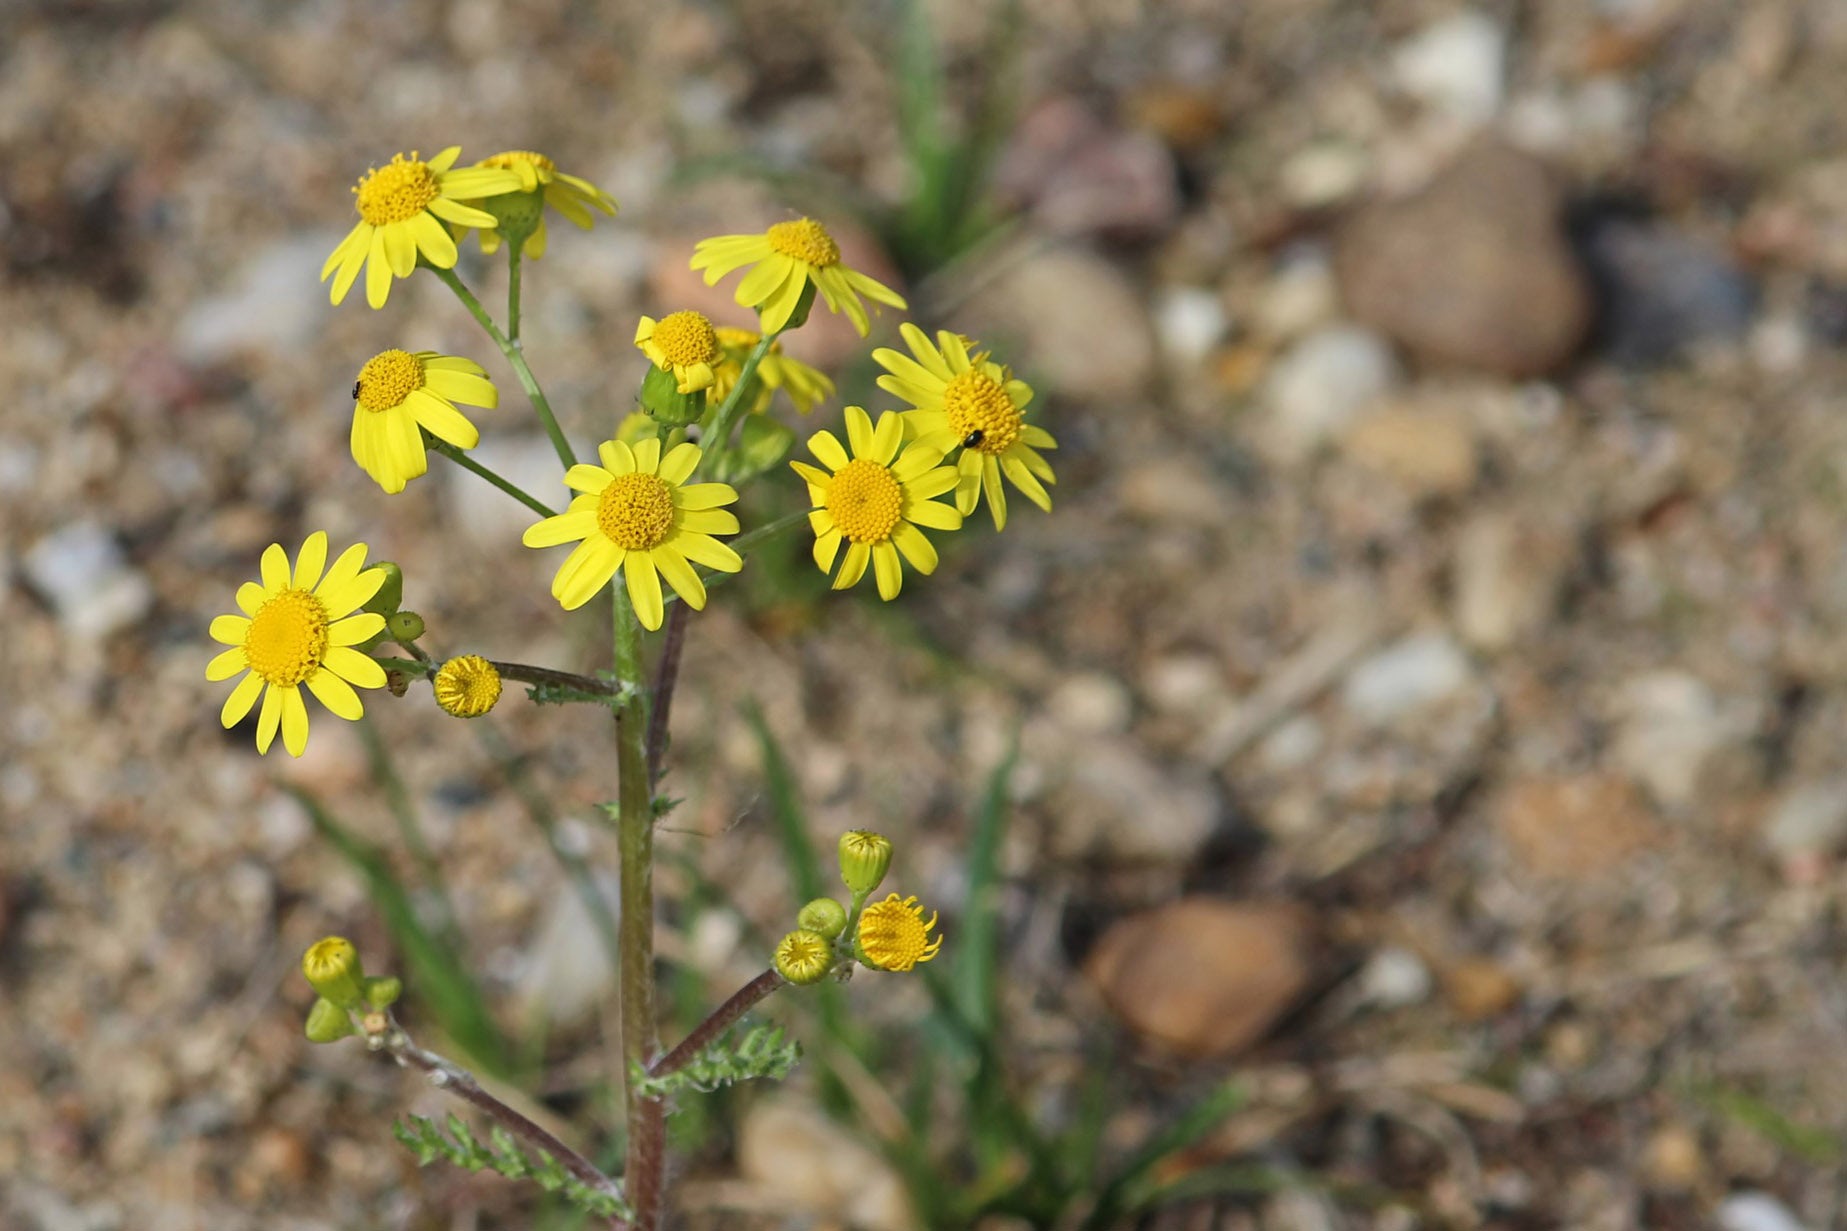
[744,701,827,903]
[290,786,513,1078]
[1083,1081,1246,1231]
[953,743,1015,1036]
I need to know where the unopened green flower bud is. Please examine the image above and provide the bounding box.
[362,562,404,617]
[305,997,357,1043]
[387,611,425,642]
[838,830,893,895]
[363,975,403,1009]
[302,936,366,1009]
[797,897,848,940]
[639,364,707,427]
[773,929,834,986]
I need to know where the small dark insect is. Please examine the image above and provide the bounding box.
[962,429,984,449]
[351,381,362,400]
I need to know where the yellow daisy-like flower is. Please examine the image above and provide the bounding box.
[463,150,618,258]
[712,326,836,415]
[432,655,502,718]
[521,438,742,630]
[635,311,721,394]
[790,406,962,600]
[873,324,1057,531]
[205,532,389,757]
[690,217,907,336]
[321,147,524,309]
[350,349,497,494]
[857,894,943,972]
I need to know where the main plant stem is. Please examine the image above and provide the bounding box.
[612,583,666,1230]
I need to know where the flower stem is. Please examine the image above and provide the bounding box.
[648,970,784,1078]
[697,329,779,477]
[611,583,666,1230]
[430,264,577,470]
[381,1024,629,1225]
[508,247,524,344]
[427,437,556,517]
[377,654,624,699]
[644,603,688,785]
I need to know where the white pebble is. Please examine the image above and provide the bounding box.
[22,520,153,640]
[1391,11,1506,126]
[1342,633,1473,726]
[1717,1192,1810,1231]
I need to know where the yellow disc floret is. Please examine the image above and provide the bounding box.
[650,311,720,368]
[942,369,1023,454]
[825,459,904,544]
[354,153,442,225]
[432,655,502,718]
[355,349,425,412]
[597,472,677,550]
[766,218,840,267]
[244,589,330,688]
[857,894,942,972]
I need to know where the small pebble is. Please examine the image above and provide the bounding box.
[1717,1192,1810,1231]
[1391,10,1507,126]
[1259,325,1400,462]
[1359,946,1434,1008]
[22,520,154,640]
[1341,633,1473,726]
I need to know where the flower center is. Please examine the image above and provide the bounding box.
[245,588,330,688]
[858,895,941,972]
[826,458,904,544]
[434,655,502,718]
[652,311,720,368]
[481,149,555,173]
[354,153,441,225]
[942,370,1022,454]
[597,473,676,550]
[355,349,425,411]
[766,218,840,267]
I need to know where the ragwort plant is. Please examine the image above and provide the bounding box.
[204,145,1058,1227]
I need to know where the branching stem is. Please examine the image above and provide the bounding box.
[431,264,577,469]
[649,970,785,1079]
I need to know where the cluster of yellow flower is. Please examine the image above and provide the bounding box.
[208,145,1058,757]
[772,830,942,986]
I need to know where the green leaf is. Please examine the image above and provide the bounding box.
[1083,1082,1246,1230]
[633,1021,803,1101]
[393,1114,632,1220]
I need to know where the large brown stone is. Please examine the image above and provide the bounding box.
[1084,898,1314,1058]
[1335,143,1591,377]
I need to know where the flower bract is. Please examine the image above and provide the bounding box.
[872,324,1056,530]
[458,150,618,258]
[635,311,721,394]
[521,438,742,629]
[206,533,389,756]
[350,349,497,493]
[790,406,961,600]
[712,326,835,415]
[691,217,906,336]
[321,148,524,309]
[857,894,942,972]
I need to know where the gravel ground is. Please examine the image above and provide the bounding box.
[5,1,1847,1228]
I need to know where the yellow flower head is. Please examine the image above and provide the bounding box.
[790,407,962,601]
[872,324,1056,531]
[350,349,497,494]
[321,147,524,309]
[857,894,942,972]
[521,438,743,629]
[690,217,907,336]
[712,326,836,415]
[635,311,721,394]
[773,929,835,986]
[433,654,502,718]
[456,149,618,258]
[207,533,388,756]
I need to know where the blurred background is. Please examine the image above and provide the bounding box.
[5,0,1847,1226]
